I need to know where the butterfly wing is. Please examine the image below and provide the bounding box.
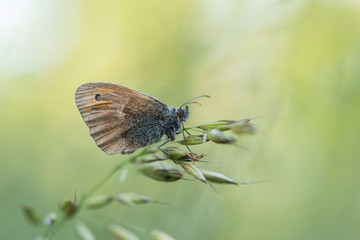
[75,82,170,155]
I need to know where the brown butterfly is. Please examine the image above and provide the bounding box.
[75,82,208,155]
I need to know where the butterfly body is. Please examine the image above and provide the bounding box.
[75,82,189,155]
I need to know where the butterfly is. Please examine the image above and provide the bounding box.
[75,82,208,155]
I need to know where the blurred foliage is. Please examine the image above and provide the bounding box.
[1,0,360,239]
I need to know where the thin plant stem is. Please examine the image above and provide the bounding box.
[77,157,132,208]
[45,150,146,239]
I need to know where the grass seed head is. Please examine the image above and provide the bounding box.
[162,147,204,162]
[59,199,77,217]
[161,147,189,160]
[76,222,96,240]
[139,164,183,182]
[164,147,204,162]
[22,205,40,226]
[200,170,238,185]
[207,129,236,144]
[86,195,114,209]
[43,212,57,227]
[108,224,139,240]
[230,122,257,135]
[150,230,176,240]
[198,120,236,131]
[134,154,167,164]
[116,193,152,206]
[177,134,209,145]
[180,162,208,184]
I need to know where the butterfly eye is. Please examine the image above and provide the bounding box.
[95,94,101,101]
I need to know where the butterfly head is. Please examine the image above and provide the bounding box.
[175,105,189,122]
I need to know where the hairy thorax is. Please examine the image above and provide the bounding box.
[163,108,182,141]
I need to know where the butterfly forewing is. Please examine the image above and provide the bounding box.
[75,82,169,155]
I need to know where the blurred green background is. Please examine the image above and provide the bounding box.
[1,0,360,239]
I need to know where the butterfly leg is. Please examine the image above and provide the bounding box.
[176,129,191,136]
[157,139,180,164]
[177,120,191,136]
[179,121,197,156]
[182,128,192,136]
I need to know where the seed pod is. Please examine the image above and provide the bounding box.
[22,205,40,226]
[87,195,114,209]
[76,222,96,240]
[198,120,236,131]
[134,154,167,164]
[139,164,183,182]
[161,147,188,160]
[200,170,238,185]
[108,224,139,240]
[230,122,257,135]
[162,147,204,162]
[43,212,57,226]
[59,199,77,217]
[207,129,236,144]
[115,193,152,206]
[180,162,208,184]
[177,135,209,145]
[150,230,175,240]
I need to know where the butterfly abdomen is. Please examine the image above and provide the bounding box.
[124,122,164,151]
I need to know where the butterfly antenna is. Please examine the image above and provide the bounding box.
[180,95,210,109]
[185,101,201,106]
